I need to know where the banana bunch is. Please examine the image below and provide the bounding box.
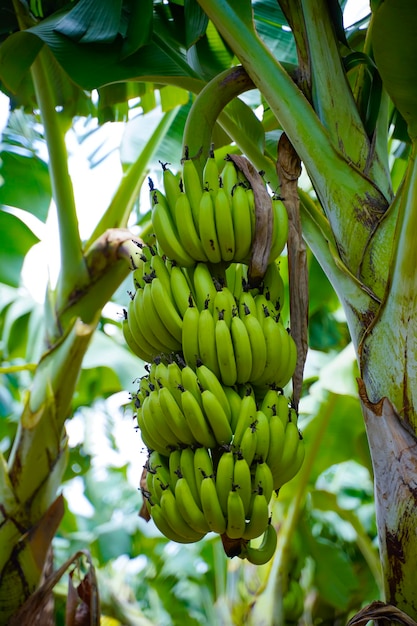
[142,444,278,564]
[121,151,306,566]
[134,359,304,562]
[150,158,289,267]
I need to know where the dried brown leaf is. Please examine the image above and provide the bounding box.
[347,600,417,626]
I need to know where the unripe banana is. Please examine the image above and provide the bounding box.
[193,446,214,493]
[160,488,205,541]
[197,303,221,379]
[231,184,253,263]
[202,153,220,196]
[233,392,257,449]
[266,414,286,485]
[239,306,267,381]
[243,491,270,540]
[151,192,195,266]
[226,487,246,539]
[145,391,178,450]
[253,410,270,462]
[166,361,184,406]
[220,158,238,196]
[276,331,297,389]
[213,286,236,327]
[181,365,204,407]
[274,420,305,490]
[215,316,238,387]
[199,190,222,263]
[150,277,183,343]
[158,386,196,446]
[252,315,288,389]
[238,290,257,318]
[215,448,235,515]
[201,389,233,445]
[122,312,154,362]
[223,386,243,432]
[180,446,201,507]
[240,424,257,466]
[143,282,182,352]
[137,405,169,455]
[128,293,163,358]
[162,164,182,212]
[150,502,198,543]
[214,186,235,262]
[253,460,274,504]
[268,198,289,262]
[181,389,217,448]
[169,447,182,490]
[196,364,231,421]
[192,262,217,312]
[175,476,211,534]
[242,522,277,565]
[182,155,203,231]
[149,252,172,296]
[261,260,285,312]
[233,452,253,515]
[230,314,253,384]
[181,303,200,369]
[170,263,196,316]
[200,475,227,534]
[175,193,208,262]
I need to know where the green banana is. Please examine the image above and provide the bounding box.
[266,414,286,485]
[150,502,198,543]
[158,387,196,446]
[213,286,236,327]
[150,277,183,343]
[254,460,274,504]
[181,389,217,448]
[268,198,289,262]
[160,488,205,541]
[181,365,204,407]
[243,522,277,565]
[231,184,253,263]
[192,262,217,312]
[137,406,168,454]
[240,306,267,381]
[161,163,182,212]
[198,303,221,378]
[261,260,285,312]
[233,452,253,515]
[223,385,243,432]
[215,316,238,386]
[221,158,238,196]
[170,263,196,316]
[226,487,246,539]
[142,282,182,352]
[240,424,257,466]
[151,192,194,266]
[215,448,235,515]
[175,193,208,262]
[202,153,220,196]
[214,186,235,262]
[200,475,227,534]
[193,446,215,493]
[196,364,231,421]
[149,252,172,296]
[253,410,270,462]
[274,420,305,489]
[181,303,200,369]
[169,447,182,490]
[175,476,211,534]
[199,190,222,263]
[122,312,154,362]
[201,389,233,445]
[182,155,203,231]
[243,491,270,540]
[180,447,201,507]
[230,314,252,384]
[233,392,257,449]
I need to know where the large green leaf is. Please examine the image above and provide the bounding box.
[253,0,297,64]
[0,150,51,221]
[54,0,123,43]
[372,0,417,139]
[0,211,39,287]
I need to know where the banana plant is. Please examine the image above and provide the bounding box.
[1,0,417,622]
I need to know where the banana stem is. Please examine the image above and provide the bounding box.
[182,66,255,176]
[30,49,88,309]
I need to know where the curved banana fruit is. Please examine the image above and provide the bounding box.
[150,277,183,344]
[151,192,194,267]
[221,159,238,196]
[202,154,220,196]
[226,488,246,539]
[198,304,221,379]
[175,476,210,534]
[268,198,289,262]
[182,303,200,369]
[196,364,231,422]
[233,452,252,515]
[214,187,235,262]
[231,184,253,263]
[230,314,252,384]
[182,156,203,230]
[170,263,196,317]
[243,491,270,540]
[215,317,237,386]
[215,448,235,515]
[175,193,208,262]
[181,389,217,448]
[201,389,233,445]
[243,522,277,565]
[199,190,222,264]
[200,475,227,534]
[160,489,205,541]
[192,262,217,312]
